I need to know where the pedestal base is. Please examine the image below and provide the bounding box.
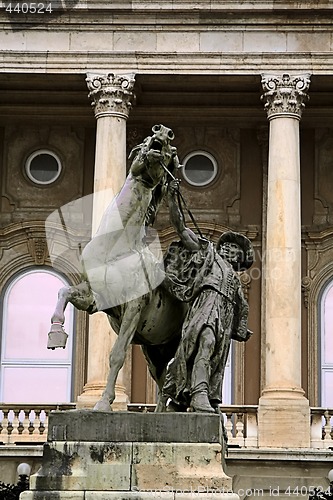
[21,492,239,500]
[22,411,237,500]
[258,396,310,448]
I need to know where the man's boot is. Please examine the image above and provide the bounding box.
[190,359,215,413]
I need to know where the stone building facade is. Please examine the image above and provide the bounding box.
[0,0,333,496]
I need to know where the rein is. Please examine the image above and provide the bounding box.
[159,161,204,239]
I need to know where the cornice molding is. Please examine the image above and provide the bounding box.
[32,0,333,12]
[1,52,331,75]
[303,226,333,243]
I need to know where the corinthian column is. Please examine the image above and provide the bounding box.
[77,73,135,410]
[258,73,311,447]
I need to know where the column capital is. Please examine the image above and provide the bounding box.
[261,73,311,120]
[86,72,136,119]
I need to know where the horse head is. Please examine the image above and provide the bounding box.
[129,124,180,189]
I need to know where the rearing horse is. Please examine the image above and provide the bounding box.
[48,124,188,411]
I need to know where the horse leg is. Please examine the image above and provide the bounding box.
[141,336,181,413]
[48,281,96,350]
[94,298,144,411]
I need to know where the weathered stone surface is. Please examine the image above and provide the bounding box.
[132,442,232,492]
[27,440,232,493]
[174,495,239,500]
[48,410,222,443]
[30,441,132,491]
[86,493,174,500]
[21,492,239,500]
[258,398,311,448]
[21,493,84,500]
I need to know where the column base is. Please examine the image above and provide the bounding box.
[76,382,104,409]
[76,382,129,410]
[258,395,310,448]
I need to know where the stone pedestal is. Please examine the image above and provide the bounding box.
[21,411,238,500]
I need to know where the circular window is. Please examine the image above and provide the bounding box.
[25,150,62,185]
[182,151,218,187]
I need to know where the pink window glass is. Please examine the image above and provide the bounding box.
[322,371,333,407]
[1,270,73,403]
[323,285,333,365]
[2,366,70,403]
[3,271,72,362]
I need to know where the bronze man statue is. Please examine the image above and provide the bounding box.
[162,180,254,413]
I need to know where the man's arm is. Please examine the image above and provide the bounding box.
[167,180,201,251]
[231,283,253,342]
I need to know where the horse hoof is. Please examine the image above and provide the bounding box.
[93,399,113,412]
[47,324,68,349]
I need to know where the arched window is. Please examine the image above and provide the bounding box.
[0,269,74,403]
[320,280,333,407]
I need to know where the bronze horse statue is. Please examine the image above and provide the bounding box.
[48,124,188,411]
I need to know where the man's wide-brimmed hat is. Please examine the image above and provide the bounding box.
[216,231,254,270]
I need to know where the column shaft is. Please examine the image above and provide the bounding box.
[77,73,135,410]
[258,73,311,448]
[92,115,127,231]
[264,116,303,396]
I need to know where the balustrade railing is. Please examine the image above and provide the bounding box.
[1,403,332,449]
[0,404,76,444]
[310,407,333,449]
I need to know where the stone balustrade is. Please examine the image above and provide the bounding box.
[310,407,333,449]
[0,404,76,444]
[0,404,332,449]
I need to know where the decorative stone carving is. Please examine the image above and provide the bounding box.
[27,236,47,265]
[86,73,136,119]
[261,73,311,120]
[301,275,312,309]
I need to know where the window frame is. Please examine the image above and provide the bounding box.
[25,149,62,186]
[0,267,75,403]
[182,150,218,187]
[319,279,333,407]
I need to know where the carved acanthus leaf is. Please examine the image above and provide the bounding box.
[86,73,136,119]
[261,73,311,120]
